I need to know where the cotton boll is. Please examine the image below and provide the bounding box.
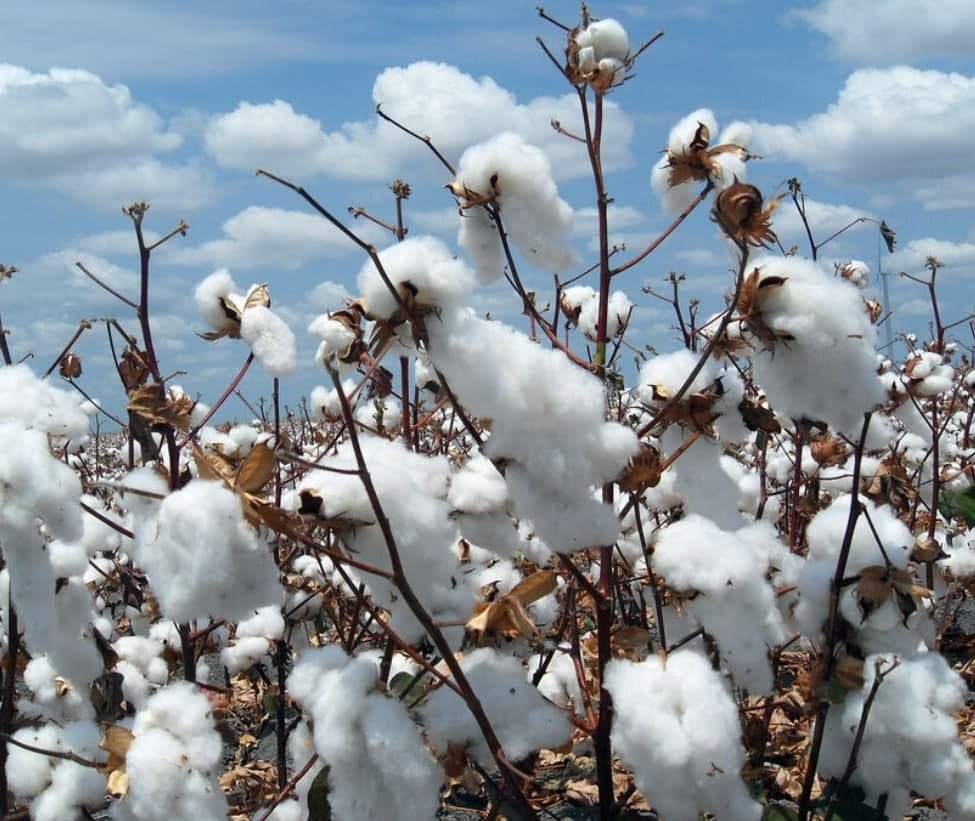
[668,109,718,155]
[454,132,576,273]
[529,650,584,715]
[119,683,227,820]
[605,650,761,821]
[194,268,239,333]
[6,724,62,798]
[652,514,785,693]
[586,18,629,61]
[448,455,508,515]
[747,256,884,435]
[651,155,700,214]
[132,480,282,624]
[423,647,572,764]
[718,120,753,149]
[669,432,743,530]
[354,396,402,435]
[359,235,475,319]
[309,314,361,374]
[221,636,272,674]
[288,647,441,820]
[0,364,90,442]
[638,348,716,404]
[240,305,297,377]
[576,289,632,340]
[458,207,504,284]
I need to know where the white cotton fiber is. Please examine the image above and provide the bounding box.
[605,650,761,821]
[423,647,572,764]
[455,132,576,276]
[132,479,282,623]
[240,305,297,377]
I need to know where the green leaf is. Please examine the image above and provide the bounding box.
[762,803,799,821]
[307,764,332,821]
[938,485,975,526]
[825,679,850,705]
[810,779,887,820]
[388,670,419,701]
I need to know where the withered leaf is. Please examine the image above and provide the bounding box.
[235,440,277,494]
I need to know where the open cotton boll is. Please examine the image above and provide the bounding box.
[288,646,441,821]
[353,396,402,435]
[358,235,475,319]
[906,351,954,396]
[132,480,282,624]
[577,18,629,62]
[240,305,297,377]
[0,364,90,442]
[605,650,761,821]
[426,307,637,551]
[296,437,468,642]
[448,454,508,515]
[454,132,576,274]
[423,647,572,764]
[668,432,743,530]
[114,682,227,821]
[819,653,975,819]
[638,348,716,404]
[746,256,884,435]
[194,268,239,333]
[794,496,912,639]
[27,720,106,821]
[652,514,785,693]
[309,314,360,374]
[576,289,632,340]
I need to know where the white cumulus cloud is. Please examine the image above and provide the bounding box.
[794,0,975,64]
[751,67,975,209]
[0,64,213,210]
[169,206,384,270]
[204,61,633,183]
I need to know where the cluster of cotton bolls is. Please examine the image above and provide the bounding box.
[127,477,283,624]
[110,682,228,820]
[652,515,787,693]
[194,268,297,377]
[819,653,975,820]
[427,306,638,552]
[423,647,573,765]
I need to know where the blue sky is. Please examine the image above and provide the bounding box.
[1,0,973,419]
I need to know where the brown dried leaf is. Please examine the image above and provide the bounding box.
[235,440,277,494]
[509,570,558,606]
